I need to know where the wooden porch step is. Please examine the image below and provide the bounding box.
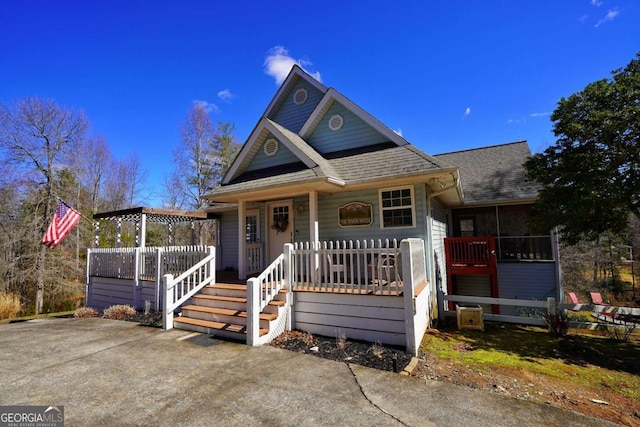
[210,283,247,291]
[173,317,268,336]
[191,294,286,307]
[182,305,277,321]
[194,294,246,304]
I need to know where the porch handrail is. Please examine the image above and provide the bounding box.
[246,243,291,346]
[163,246,216,330]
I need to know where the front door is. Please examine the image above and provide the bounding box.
[267,200,293,263]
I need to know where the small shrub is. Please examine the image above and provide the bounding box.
[0,292,21,320]
[545,310,569,337]
[301,332,314,346]
[336,331,347,350]
[603,322,637,342]
[103,304,136,320]
[74,307,99,318]
[370,341,384,359]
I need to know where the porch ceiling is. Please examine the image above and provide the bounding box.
[93,207,214,223]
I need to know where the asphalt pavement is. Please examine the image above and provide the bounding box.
[0,318,618,426]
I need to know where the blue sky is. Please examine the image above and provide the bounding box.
[2,1,639,206]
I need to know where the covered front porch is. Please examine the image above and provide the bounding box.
[85,237,432,355]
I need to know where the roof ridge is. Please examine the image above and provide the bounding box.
[434,140,527,156]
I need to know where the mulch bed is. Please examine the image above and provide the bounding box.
[122,313,413,372]
[269,330,413,372]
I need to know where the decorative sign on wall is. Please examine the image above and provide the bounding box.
[338,202,373,227]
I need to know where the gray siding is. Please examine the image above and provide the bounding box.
[316,185,429,243]
[293,196,310,243]
[431,198,448,296]
[293,292,406,346]
[497,262,558,316]
[272,80,324,133]
[219,211,239,270]
[245,132,300,171]
[308,102,389,154]
[87,277,162,312]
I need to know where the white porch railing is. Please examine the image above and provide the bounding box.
[86,245,211,311]
[88,245,209,281]
[246,244,291,346]
[163,246,216,330]
[245,239,431,355]
[291,239,402,295]
[246,243,263,275]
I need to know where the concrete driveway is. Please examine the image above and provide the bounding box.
[0,318,615,426]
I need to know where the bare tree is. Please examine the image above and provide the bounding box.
[170,104,218,209]
[102,153,147,211]
[0,98,88,313]
[78,135,111,214]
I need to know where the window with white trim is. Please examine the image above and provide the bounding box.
[379,186,415,228]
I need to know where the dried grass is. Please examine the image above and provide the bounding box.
[103,304,136,320]
[74,307,99,318]
[0,291,21,320]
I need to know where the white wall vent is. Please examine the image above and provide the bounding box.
[264,138,279,157]
[328,114,344,131]
[294,88,308,105]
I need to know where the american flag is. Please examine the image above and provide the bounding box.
[42,202,82,249]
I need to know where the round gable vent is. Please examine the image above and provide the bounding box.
[328,114,344,131]
[294,88,308,105]
[264,138,279,157]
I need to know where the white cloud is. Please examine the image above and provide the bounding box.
[393,128,403,137]
[217,89,235,101]
[462,107,471,119]
[264,46,322,85]
[595,8,620,27]
[529,111,551,118]
[591,0,603,6]
[192,99,219,114]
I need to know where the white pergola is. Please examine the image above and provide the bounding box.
[92,207,214,248]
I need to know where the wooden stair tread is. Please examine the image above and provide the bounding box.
[208,283,246,291]
[182,305,277,321]
[193,294,246,303]
[174,317,268,336]
[192,294,284,308]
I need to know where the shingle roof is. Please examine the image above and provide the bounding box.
[434,141,539,204]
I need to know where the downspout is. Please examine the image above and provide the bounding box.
[425,185,436,323]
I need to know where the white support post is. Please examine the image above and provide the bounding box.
[139,213,147,248]
[155,247,164,311]
[133,247,140,288]
[283,243,293,331]
[163,273,174,330]
[116,218,122,248]
[246,277,260,346]
[308,191,319,281]
[207,246,216,284]
[93,221,100,248]
[402,239,417,356]
[238,200,247,280]
[86,249,92,307]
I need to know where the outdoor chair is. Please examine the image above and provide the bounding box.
[589,292,609,305]
[327,254,345,283]
[567,292,584,305]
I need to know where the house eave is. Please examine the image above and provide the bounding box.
[203,176,345,204]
